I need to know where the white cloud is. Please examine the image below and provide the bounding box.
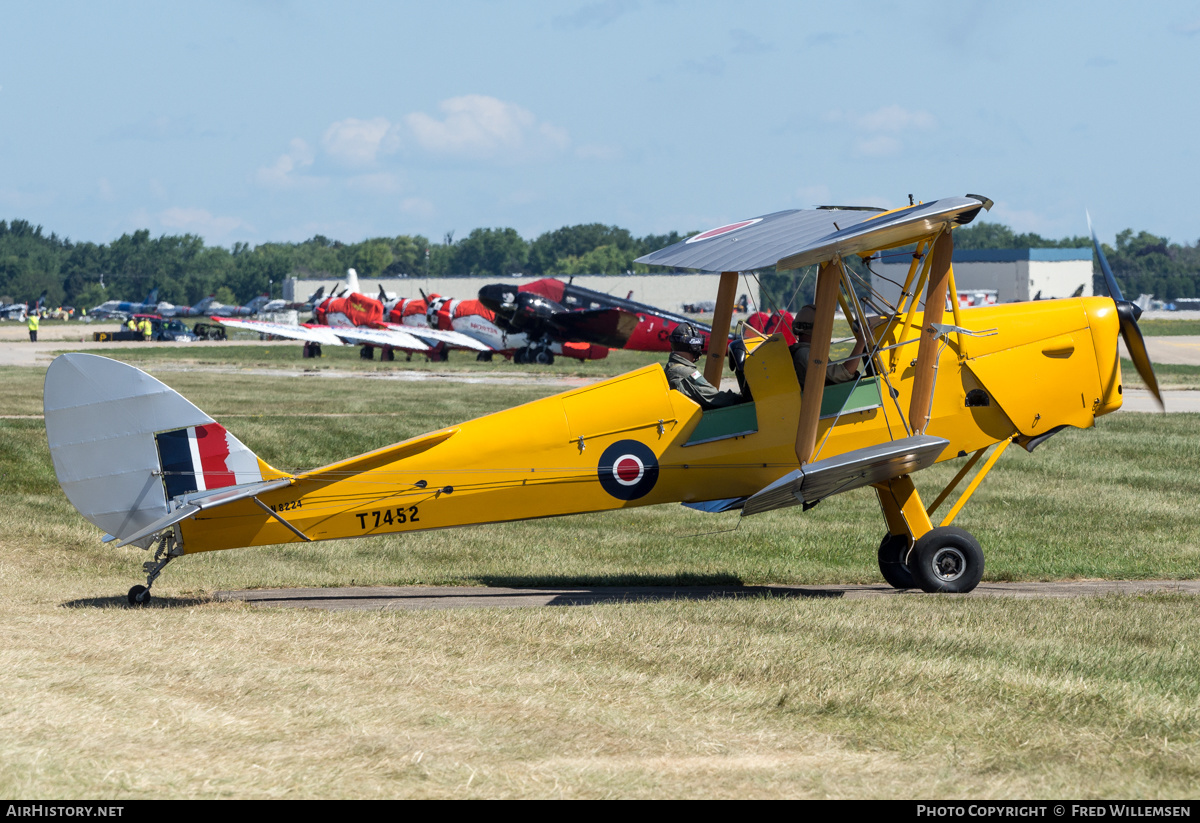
[258,97,568,194]
[321,117,400,167]
[256,138,317,187]
[159,207,250,240]
[825,105,935,158]
[400,197,435,218]
[405,95,569,160]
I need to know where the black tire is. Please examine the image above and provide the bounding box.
[877,534,915,589]
[908,527,984,593]
[476,352,493,362]
[514,348,529,364]
[534,350,554,365]
[127,585,151,606]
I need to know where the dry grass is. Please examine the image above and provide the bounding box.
[2,588,1198,798]
[2,355,1199,798]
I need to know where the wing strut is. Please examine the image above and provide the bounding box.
[908,230,954,433]
[795,261,840,465]
[703,271,740,386]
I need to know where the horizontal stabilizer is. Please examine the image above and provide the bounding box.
[115,478,293,547]
[741,435,949,517]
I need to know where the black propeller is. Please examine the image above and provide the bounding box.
[1088,212,1163,409]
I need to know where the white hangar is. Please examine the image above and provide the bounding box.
[872,248,1094,307]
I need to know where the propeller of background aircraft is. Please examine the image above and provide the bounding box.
[1088,211,1163,409]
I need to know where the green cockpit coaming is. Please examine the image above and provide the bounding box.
[818,376,883,419]
[683,403,759,446]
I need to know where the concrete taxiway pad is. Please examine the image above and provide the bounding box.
[214,580,1200,611]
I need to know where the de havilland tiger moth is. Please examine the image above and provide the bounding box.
[42,194,1163,604]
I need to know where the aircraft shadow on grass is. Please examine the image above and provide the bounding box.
[62,594,211,610]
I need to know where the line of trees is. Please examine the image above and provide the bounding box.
[0,219,689,310]
[1,216,1197,310]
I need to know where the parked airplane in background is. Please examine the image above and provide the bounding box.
[746,309,797,345]
[402,288,632,364]
[219,269,626,364]
[89,289,162,319]
[0,298,31,321]
[215,270,488,359]
[492,278,714,352]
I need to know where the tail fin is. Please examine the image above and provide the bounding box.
[44,354,287,545]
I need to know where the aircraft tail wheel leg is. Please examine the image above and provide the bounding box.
[908,526,984,593]
[128,532,182,607]
[877,533,915,589]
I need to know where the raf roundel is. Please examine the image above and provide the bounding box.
[684,217,763,244]
[597,440,660,501]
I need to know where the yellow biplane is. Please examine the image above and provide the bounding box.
[44,195,1162,604]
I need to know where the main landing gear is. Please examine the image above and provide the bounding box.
[878,526,985,594]
[873,474,985,593]
[513,339,554,365]
[127,531,183,606]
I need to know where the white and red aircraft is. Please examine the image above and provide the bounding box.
[214,269,491,360]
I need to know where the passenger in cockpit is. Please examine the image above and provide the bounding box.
[663,323,742,410]
[789,304,865,389]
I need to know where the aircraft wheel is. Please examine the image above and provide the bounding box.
[514,348,529,364]
[908,527,984,594]
[534,350,554,365]
[877,534,914,589]
[476,352,493,362]
[127,585,151,606]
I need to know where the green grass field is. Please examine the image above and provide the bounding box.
[1,353,1198,798]
[1123,358,1200,390]
[1138,318,1200,337]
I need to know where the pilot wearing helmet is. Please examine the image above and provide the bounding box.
[790,304,866,388]
[664,323,742,409]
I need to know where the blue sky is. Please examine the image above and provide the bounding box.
[1,0,1197,248]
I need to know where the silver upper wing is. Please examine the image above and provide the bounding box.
[634,196,990,273]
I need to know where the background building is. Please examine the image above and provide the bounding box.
[873,248,1093,308]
